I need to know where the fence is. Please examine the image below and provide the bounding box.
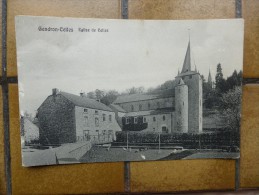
[114,131,240,149]
[76,134,114,144]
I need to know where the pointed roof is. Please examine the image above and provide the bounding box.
[178,78,185,85]
[208,69,212,83]
[181,40,191,73]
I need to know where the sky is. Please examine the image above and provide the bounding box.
[15,16,244,115]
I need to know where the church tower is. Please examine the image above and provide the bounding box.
[175,38,203,133]
[175,78,188,133]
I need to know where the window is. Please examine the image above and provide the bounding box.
[162,126,168,133]
[95,117,99,127]
[163,115,166,121]
[83,130,89,137]
[103,114,106,121]
[134,117,138,124]
[153,117,156,122]
[131,105,134,111]
[109,115,112,122]
[148,103,151,109]
[157,102,160,108]
[84,108,88,113]
[139,104,142,111]
[108,130,113,134]
[84,116,89,126]
[126,117,130,124]
[143,117,147,123]
[189,75,192,79]
[102,130,106,134]
[182,76,185,80]
[95,110,99,115]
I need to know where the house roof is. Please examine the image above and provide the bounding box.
[125,107,174,117]
[113,89,175,104]
[113,93,158,104]
[125,110,153,117]
[109,104,126,113]
[60,92,113,112]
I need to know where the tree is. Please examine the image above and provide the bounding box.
[219,86,242,131]
[101,90,119,105]
[215,63,227,93]
[126,86,145,94]
[95,89,105,100]
[86,91,95,99]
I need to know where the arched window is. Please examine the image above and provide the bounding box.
[131,105,134,111]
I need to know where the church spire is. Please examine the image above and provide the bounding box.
[181,38,191,73]
[208,68,212,88]
[208,69,212,83]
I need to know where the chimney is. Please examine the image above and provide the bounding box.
[52,88,59,96]
[80,92,86,97]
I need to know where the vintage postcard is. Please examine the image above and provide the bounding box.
[15,16,244,167]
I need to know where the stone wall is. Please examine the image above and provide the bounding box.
[175,83,188,133]
[182,73,203,133]
[38,94,76,145]
[74,106,121,141]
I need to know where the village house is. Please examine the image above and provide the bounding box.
[21,116,39,146]
[37,89,121,145]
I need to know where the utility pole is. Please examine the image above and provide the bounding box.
[126,131,129,150]
[158,132,161,153]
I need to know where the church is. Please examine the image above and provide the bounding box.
[37,39,203,145]
[112,40,203,134]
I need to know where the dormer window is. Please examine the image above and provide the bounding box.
[126,117,130,124]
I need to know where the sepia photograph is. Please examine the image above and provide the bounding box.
[15,16,244,167]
